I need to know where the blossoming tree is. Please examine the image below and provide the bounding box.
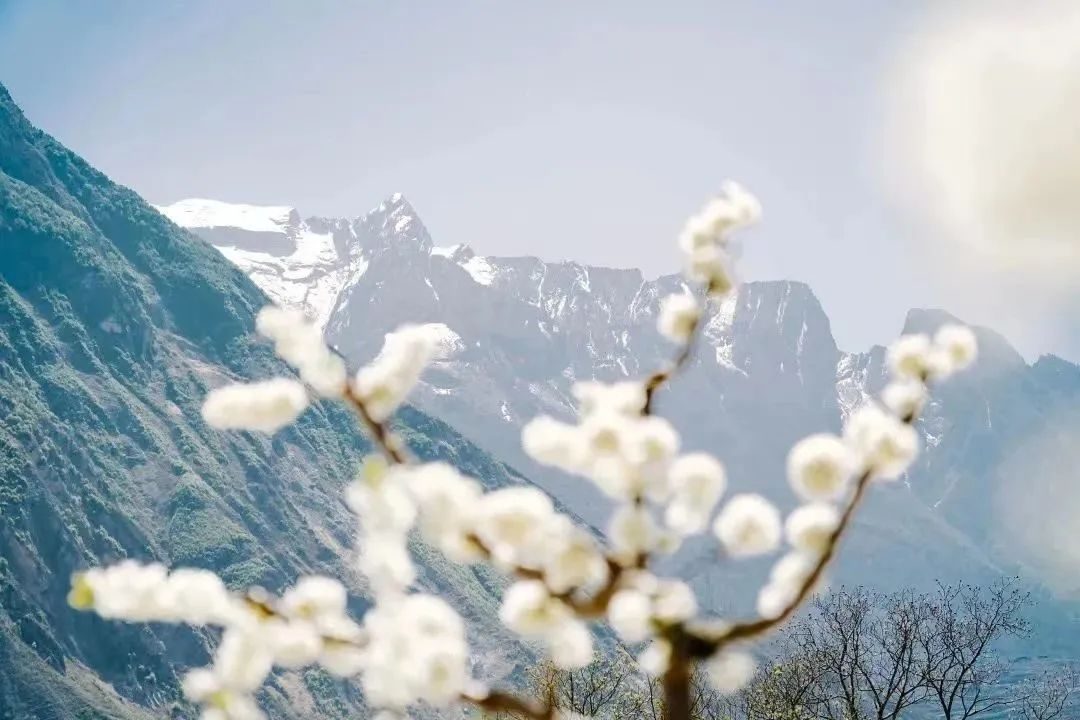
[68,183,978,720]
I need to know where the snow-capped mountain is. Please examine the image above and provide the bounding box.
[156,193,426,329]
[160,194,1080,623]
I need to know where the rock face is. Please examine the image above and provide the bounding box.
[0,85,538,719]
[168,193,1080,628]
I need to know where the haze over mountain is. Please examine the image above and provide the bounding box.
[158,195,1080,622]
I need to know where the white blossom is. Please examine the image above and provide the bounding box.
[757,551,822,620]
[279,576,348,625]
[881,379,927,420]
[362,594,469,708]
[403,462,485,563]
[155,567,242,626]
[607,588,654,643]
[608,504,659,562]
[756,582,794,621]
[844,404,919,479]
[475,487,555,569]
[629,416,681,496]
[678,182,761,254]
[499,580,572,636]
[353,324,440,422]
[345,457,417,536]
[521,415,583,471]
[183,668,264,720]
[770,551,816,589]
[652,580,698,623]
[678,183,758,292]
[935,324,978,372]
[265,619,323,668]
[658,292,700,342]
[713,494,782,557]
[542,516,609,594]
[572,380,646,417]
[704,651,757,695]
[69,561,242,626]
[256,305,347,398]
[548,619,594,669]
[202,379,309,433]
[664,452,726,534]
[785,503,840,555]
[886,333,938,381]
[638,640,672,676]
[685,243,736,293]
[319,629,367,677]
[786,433,855,502]
[214,629,275,692]
[358,534,415,597]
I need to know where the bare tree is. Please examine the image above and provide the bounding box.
[1014,667,1077,720]
[782,587,928,720]
[918,579,1032,720]
[494,652,642,719]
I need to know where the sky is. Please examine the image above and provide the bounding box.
[0,0,1076,360]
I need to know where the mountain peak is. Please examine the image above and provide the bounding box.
[901,307,962,336]
[359,192,432,253]
[903,307,1027,371]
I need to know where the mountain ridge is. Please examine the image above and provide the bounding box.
[163,194,1080,622]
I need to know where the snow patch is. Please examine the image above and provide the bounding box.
[156,199,294,233]
[431,244,462,258]
[420,323,465,360]
[462,255,496,286]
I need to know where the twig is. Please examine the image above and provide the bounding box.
[643,314,702,415]
[342,384,409,464]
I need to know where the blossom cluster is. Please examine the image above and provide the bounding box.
[70,181,980,720]
[71,565,365,719]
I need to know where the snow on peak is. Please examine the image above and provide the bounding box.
[156,198,296,233]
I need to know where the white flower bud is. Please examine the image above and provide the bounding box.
[499,580,571,636]
[280,576,348,623]
[202,378,309,433]
[256,305,346,397]
[713,494,782,557]
[785,503,840,554]
[934,324,978,372]
[652,580,698,623]
[267,619,323,668]
[542,517,609,594]
[346,458,417,536]
[844,404,919,479]
[881,379,927,420]
[678,182,761,255]
[607,589,654,643]
[214,630,274,692]
[608,504,659,561]
[475,487,555,569]
[572,380,646,417]
[704,651,756,695]
[549,619,593,670]
[658,292,700,342]
[353,324,440,422]
[685,244,735,292]
[521,415,583,470]
[665,453,726,534]
[638,640,672,676]
[887,333,946,381]
[358,534,415,597]
[786,433,855,501]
